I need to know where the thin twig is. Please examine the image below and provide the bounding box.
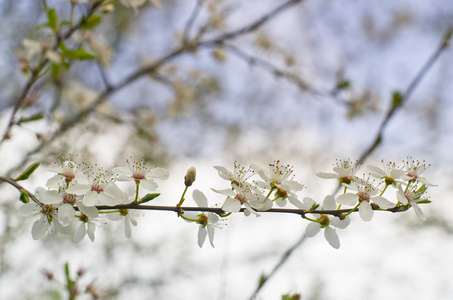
[181,0,206,44]
[249,233,307,300]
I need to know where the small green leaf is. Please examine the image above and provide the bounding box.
[417,200,431,204]
[47,9,58,33]
[15,162,40,181]
[443,27,453,45]
[257,273,267,288]
[336,79,350,90]
[140,193,160,203]
[392,91,403,108]
[18,112,45,124]
[62,49,96,60]
[81,15,102,29]
[20,190,30,204]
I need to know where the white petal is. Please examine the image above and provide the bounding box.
[87,222,96,242]
[98,193,118,206]
[330,216,350,229]
[35,187,62,204]
[336,193,358,206]
[106,212,122,221]
[323,195,337,210]
[366,164,386,177]
[147,167,169,180]
[250,164,269,181]
[105,183,124,200]
[222,198,241,212]
[359,201,373,222]
[316,172,339,179]
[111,166,131,176]
[197,226,207,247]
[125,218,132,238]
[302,197,316,209]
[213,166,231,180]
[77,202,99,218]
[18,203,40,216]
[411,202,426,221]
[372,196,395,209]
[74,223,86,243]
[58,204,75,226]
[211,188,236,197]
[193,189,208,207]
[305,222,321,237]
[396,189,408,205]
[82,192,99,206]
[207,225,215,247]
[324,227,340,249]
[208,213,219,224]
[46,175,63,189]
[66,184,91,196]
[282,180,304,191]
[288,196,304,209]
[31,216,49,240]
[141,179,158,191]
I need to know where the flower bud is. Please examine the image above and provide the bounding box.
[184,166,196,187]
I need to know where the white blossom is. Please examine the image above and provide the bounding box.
[396,183,429,221]
[401,158,434,186]
[183,190,220,247]
[337,178,395,222]
[251,161,304,207]
[304,196,350,249]
[367,160,406,187]
[112,159,169,192]
[214,162,255,189]
[214,184,271,216]
[66,167,122,206]
[317,159,360,184]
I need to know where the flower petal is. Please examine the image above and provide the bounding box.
[305,222,321,237]
[197,226,207,247]
[336,193,358,206]
[372,196,395,209]
[411,202,426,221]
[359,201,373,222]
[31,216,49,240]
[324,227,340,249]
[323,195,337,210]
[147,167,169,180]
[222,198,241,212]
[141,179,158,191]
[193,189,208,207]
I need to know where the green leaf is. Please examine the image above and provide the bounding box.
[62,49,96,60]
[15,162,40,181]
[47,9,58,33]
[336,79,350,90]
[257,273,267,288]
[417,200,431,204]
[392,91,403,108]
[20,190,30,204]
[81,15,102,29]
[140,193,160,203]
[18,112,45,124]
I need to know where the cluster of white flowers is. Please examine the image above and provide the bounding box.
[16,157,433,249]
[18,157,168,241]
